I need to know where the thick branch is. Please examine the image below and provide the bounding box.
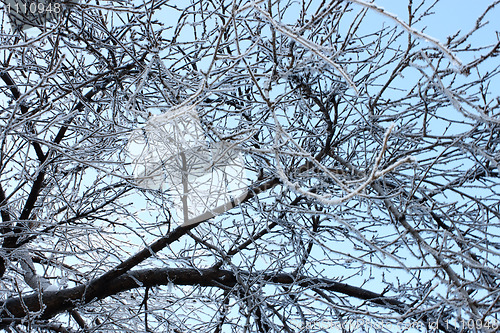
[0,267,457,333]
[83,176,281,302]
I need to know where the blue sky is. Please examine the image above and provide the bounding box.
[2,1,499,331]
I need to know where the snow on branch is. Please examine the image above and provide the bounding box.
[273,120,415,205]
[347,0,463,70]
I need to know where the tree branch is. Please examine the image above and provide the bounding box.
[0,267,458,333]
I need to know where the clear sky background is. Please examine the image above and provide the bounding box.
[2,1,499,331]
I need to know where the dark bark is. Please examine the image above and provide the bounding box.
[0,267,458,333]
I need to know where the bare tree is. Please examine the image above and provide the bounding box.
[1,0,499,332]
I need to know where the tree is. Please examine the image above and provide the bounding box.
[0,0,499,331]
